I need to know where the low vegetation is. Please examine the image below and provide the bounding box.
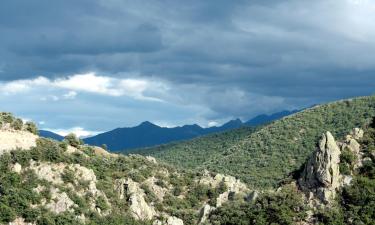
[134,96,375,188]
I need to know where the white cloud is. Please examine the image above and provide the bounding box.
[208,121,219,127]
[0,73,168,102]
[63,91,77,99]
[47,127,101,138]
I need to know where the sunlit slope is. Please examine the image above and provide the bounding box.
[137,96,375,189]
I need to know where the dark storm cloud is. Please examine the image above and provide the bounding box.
[0,0,375,133]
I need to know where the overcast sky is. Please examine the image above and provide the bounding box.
[0,0,375,136]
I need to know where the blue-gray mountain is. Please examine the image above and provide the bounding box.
[40,110,298,151]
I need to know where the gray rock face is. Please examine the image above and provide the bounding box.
[350,128,364,140]
[115,178,157,220]
[166,217,184,225]
[299,132,342,203]
[153,216,184,225]
[198,204,215,224]
[199,171,249,207]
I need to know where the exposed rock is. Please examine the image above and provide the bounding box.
[29,161,65,184]
[246,190,259,202]
[146,156,158,164]
[29,161,108,214]
[166,216,184,225]
[45,187,75,214]
[153,216,184,225]
[11,163,22,174]
[342,175,353,186]
[92,146,117,157]
[350,128,364,140]
[340,128,364,169]
[0,130,38,156]
[299,132,342,204]
[115,178,157,220]
[8,218,36,225]
[144,177,168,201]
[199,171,249,207]
[199,204,215,224]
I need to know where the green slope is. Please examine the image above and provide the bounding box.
[131,126,258,169]
[134,96,375,189]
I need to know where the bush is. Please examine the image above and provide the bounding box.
[0,203,16,223]
[64,133,82,148]
[25,121,38,135]
[11,118,23,130]
[61,169,76,184]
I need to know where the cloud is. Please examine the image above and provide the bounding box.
[0,0,374,132]
[0,73,167,102]
[47,127,101,138]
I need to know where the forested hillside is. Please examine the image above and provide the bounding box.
[135,96,375,188]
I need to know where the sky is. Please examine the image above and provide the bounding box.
[0,0,375,136]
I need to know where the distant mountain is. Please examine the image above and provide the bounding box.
[39,110,298,151]
[245,110,299,126]
[39,130,64,141]
[83,119,245,152]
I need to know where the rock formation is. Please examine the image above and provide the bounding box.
[199,204,215,224]
[299,131,342,204]
[45,187,75,214]
[0,130,37,156]
[115,178,157,220]
[199,171,249,207]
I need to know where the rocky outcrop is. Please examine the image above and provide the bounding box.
[299,132,341,204]
[8,218,36,225]
[115,178,157,220]
[166,216,184,225]
[45,187,75,214]
[144,177,168,201]
[153,216,184,225]
[0,130,37,155]
[339,128,364,169]
[199,171,249,207]
[29,161,108,214]
[199,204,215,224]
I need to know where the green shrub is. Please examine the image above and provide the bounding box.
[25,121,38,135]
[0,203,17,223]
[64,133,82,148]
[96,196,109,212]
[11,118,23,130]
[61,169,76,184]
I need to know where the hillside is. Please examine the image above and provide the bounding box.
[134,96,375,188]
[0,107,374,224]
[0,113,252,225]
[131,126,258,169]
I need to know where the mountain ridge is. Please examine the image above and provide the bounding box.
[40,110,298,151]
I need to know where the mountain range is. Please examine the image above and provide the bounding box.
[0,96,374,225]
[39,110,298,151]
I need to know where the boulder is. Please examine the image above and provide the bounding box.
[11,163,22,174]
[350,128,364,140]
[299,132,342,203]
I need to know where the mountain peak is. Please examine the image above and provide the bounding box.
[138,121,159,128]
